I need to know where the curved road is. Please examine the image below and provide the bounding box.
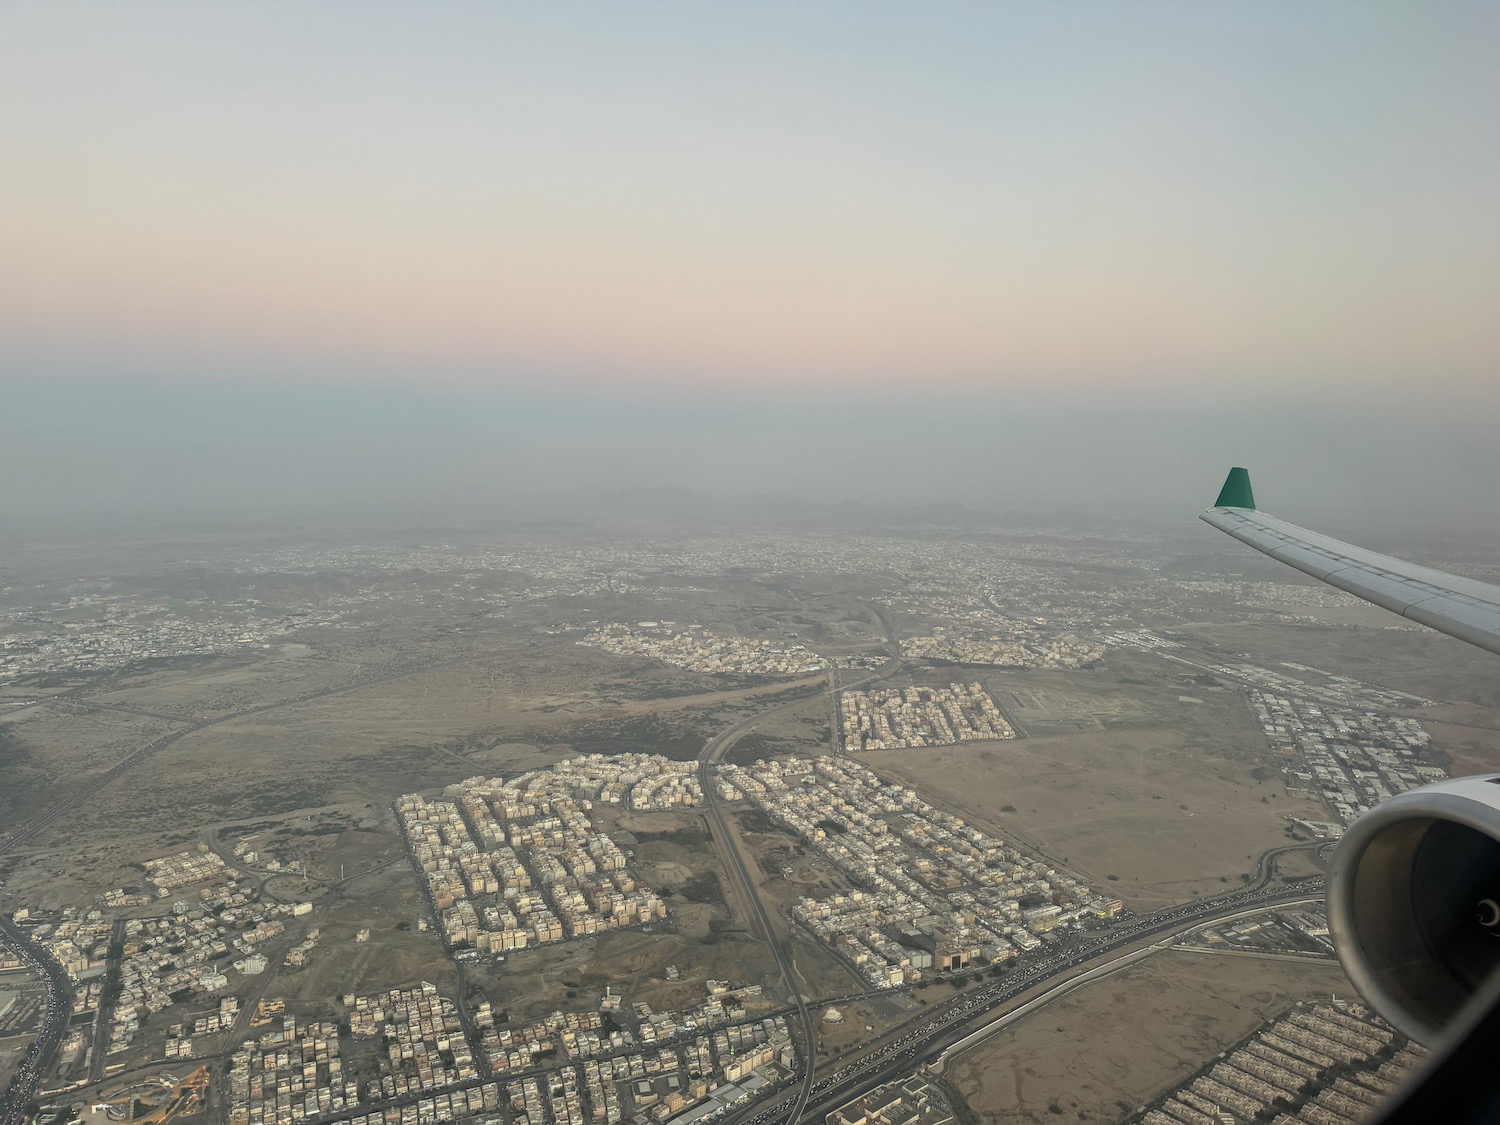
[695,648,1324,1125]
[0,617,1328,1125]
[741,885,1325,1125]
[0,914,71,1125]
[697,657,901,1125]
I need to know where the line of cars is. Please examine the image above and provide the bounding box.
[0,917,73,1125]
[740,880,1325,1125]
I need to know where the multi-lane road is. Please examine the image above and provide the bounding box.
[0,914,72,1125]
[693,635,1331,1125]
[733,883,1326,1125]
[0,617,1336,1125]
[695,642,904,1125]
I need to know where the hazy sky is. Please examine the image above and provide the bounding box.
[3,3,1498,526]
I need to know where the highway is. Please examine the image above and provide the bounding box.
[696,650,901,1125]
[0,914,72,1125]
[237,883,1323,1125]
[698,689,831,1125]
[690,624,1328,1125]
[0,609,1333,1125]
[735,884,1324,1125]
[930,897,1326,1067]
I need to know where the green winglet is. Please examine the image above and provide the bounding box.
[1214,467,1256,509]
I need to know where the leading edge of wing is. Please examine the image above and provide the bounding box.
[1201,469,1500,659]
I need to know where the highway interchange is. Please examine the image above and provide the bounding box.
[728,881,1325,1125]
[696,658,901,1125]
[0,633,1338,1125]
[691,645,1331,1125]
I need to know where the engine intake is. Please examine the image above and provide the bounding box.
[1329,775,1500,1044]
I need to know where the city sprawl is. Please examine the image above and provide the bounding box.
[721,757,1118,983]
[838,685,1014,752]
[398,756,699,954]
[1,515,1496,1125]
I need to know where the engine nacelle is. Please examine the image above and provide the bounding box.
[1329,775,1500,1044]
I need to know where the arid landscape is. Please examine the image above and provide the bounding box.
[2,519,1498,1125]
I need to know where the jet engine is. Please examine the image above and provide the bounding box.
[1328,775,1500,1044]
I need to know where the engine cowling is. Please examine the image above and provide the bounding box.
[1328,775,1500,1044]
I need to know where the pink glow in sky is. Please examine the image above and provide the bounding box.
[2,3,1498,398]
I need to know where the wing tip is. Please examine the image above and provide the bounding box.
[1213,467,1256,510]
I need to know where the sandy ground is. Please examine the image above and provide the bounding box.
[15,645,833,847]
[82,643,376,721]
[0,705,182,829]
[1185,620,1500,710]
[864,725,1325,909]
[949,949,1354,1124]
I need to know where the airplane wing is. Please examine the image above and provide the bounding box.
[1201,467,1500,658]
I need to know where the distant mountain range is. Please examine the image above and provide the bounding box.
[490,486,1141,534]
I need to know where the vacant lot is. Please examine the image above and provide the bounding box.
[865,719,1325,909]
[81,642,380,721]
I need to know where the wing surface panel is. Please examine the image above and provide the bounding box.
[1201,486,1500,659]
